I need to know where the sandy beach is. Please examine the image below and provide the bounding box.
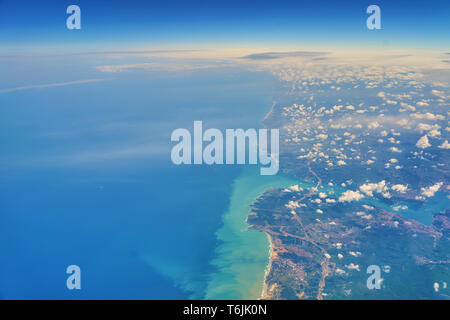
[260,233,275,299]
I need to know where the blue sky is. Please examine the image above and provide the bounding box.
[0,0,449,51]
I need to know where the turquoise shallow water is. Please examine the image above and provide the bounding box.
[204,167,297,299]
[369,192,449,226]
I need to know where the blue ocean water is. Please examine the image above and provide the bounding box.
[0,58,278,299]
[2,56,446,300]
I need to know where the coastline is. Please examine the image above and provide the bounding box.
[260,233,274,300]
[203,93,299,299]
[203,167,296,299]
[202,91,318,299]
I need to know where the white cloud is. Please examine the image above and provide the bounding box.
[392,184,408,193]
[416,101,429,107]
[368,121,380,129]
[346,263,360,271]
[411,113,445,121]
[416,123,440,133]
[386,99,398,105]
[289,184,303,192]
[431,89,444,98]
[359,181,388,197]
[421,182,443,198]
[434,282,439,292]
[285,200,301,209]
[438,140,450,149]
[377,92,386,98]
[428,129,441,137]
[397,119,409,127]
[349,251,361,257]
[339,190,364,202]
[335,268,346,275]
[416,135,431,149]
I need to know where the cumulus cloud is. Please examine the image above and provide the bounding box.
[368,121,380,129]
[416,135,431,149]
[411,113,445,121]
[431,89,445,98]
[421,182,443,197]
[339,190,364,202]
[434,282,440,292]
[438,140,450,149]
[386,99,398,105]
[428,129,441,137]
[377,92,386,99]
[416,123,441,133]
[316,134,328,139]
[346,263,360,271]
[289,185,303,192]
[392,184,408,193]
[335,268,346,275]
[285,200,301,209]
[359,181,388,197]
[416,101,429,107]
